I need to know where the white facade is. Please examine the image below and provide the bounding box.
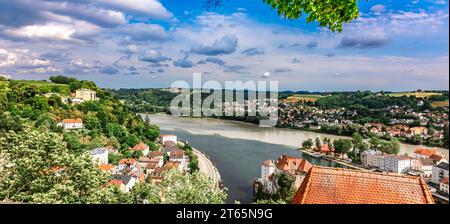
[384,156,412,174]
[432,162,449,185]
[440,181,449,195]
[75,89,97,102]
[260,161,277,194]
[161,135,177,145]
[62,119,83,130]
[90,148,109,165]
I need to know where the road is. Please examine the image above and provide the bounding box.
[177,141,221,187]
[192,148,221,186]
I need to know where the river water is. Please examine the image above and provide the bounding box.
[145,114,449,203]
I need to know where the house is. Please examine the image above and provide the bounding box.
[104,146,117,154]
[108,179,126,192]
[161,134,177,146]
[259,155,312,195]
[117,158,137,170]
[361,150,384,168]
[148,151,164,159]
[429,154,448,165]
[414,148,439,159]
[75,88,97,102]
[110,174,136,192]
[130,143,150,156]
[162,141,181,153]
[98,164,116,173]
[384,155,413,174]
[169,148,187,163]
[292,166,434,204]
[440,177,449,195]
[409,126,428,136]
[431,162,449,185]
[318,144,333,155]
[411,158,434,177]
[62,118,83,130]
[90,148,108,165]
[137,156,152,168]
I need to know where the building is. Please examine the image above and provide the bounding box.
[161,134,177,146]
[90,148,108,165]
[361,150,384,168]
[75,88,97,102]
[440,178,449,195]
[110,174,136,192]
[292,166,434,204]
[98,164,116,173]
[130,143,150,156]
[62,118,83,130]
[259,155,312,194]
[118,158,137,170]
[432,162,449,185]
[384,155,413,174]
[429,154,448,165]
[414,148,439,159]
[411,158,434,177]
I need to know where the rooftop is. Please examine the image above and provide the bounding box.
[63,118,82,123]
[415,148,438,156]
[292,166,434,204]
[436,162,449,171]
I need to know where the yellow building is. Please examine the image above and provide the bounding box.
[75,89,97,102]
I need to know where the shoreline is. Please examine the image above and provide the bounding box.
[145,113,449,156]
[177,141,222,187]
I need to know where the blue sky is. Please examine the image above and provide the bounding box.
[0,0,448,91]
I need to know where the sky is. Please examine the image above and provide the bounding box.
[0,0,448,91]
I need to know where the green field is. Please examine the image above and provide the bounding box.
[387,92,442,98]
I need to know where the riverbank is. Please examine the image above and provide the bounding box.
[145,113,449,158]
[298,148,368,170]
[177,141,221,187]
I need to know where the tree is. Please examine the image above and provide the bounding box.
[204,0,360,32]
[0,129,123,203]
[302,139,313,149]
[276,173,295,202]
[333,139,352,158]
[130,169,227,204]
[315,137,321,149]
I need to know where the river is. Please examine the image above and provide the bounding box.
[144,114,449,203]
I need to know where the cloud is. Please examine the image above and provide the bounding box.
[325,52,335,57]
[337,35,390,49]
[305,41,318,49]
[261,71,270,78]
[157,68,164,73]
[205,57,226,66]
[91,0,173,19]
[241,47,265,56]
[138,49,171,63]
[273,68,292,73]
[292,58,302,63]
[370,5,386,14]
[0,49,18,67]
[119,23,170,43]
[173,55,194,68]
[191,35,238,55]
[197,59,206,64]
[99,65,119,74]
[223,65,247,74]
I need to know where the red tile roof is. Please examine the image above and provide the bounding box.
[63,118,82,123]
[319,144,334,153]
[148,151,163,158]
[108,179,123,186]
[276,155,312,174]
[415,148,438,156]
[119,158,136,165]
[131,143,149,151]
[292,166,434,204]
[441,177,449,185]
[98,164,115,172]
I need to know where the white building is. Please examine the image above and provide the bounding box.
[110,175,136,193]
[384,155,413,174]
[260,160,277,194]
[62,118,83,130]
[432,162,449,185]
[130,143,150,156]
[161,134,177,146]
[361,150,383,168]
[440,178,449,195]
[90,148,108,165]
[75,89,97,102]
[411,158,434,177]
[414,148,439,160]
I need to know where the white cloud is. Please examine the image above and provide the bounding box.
[0,49,17,67]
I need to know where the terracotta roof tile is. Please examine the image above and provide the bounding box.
[63,118,82,123]
[415,148,438,156]
[131,143,149,151]
[292,166,434,204]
